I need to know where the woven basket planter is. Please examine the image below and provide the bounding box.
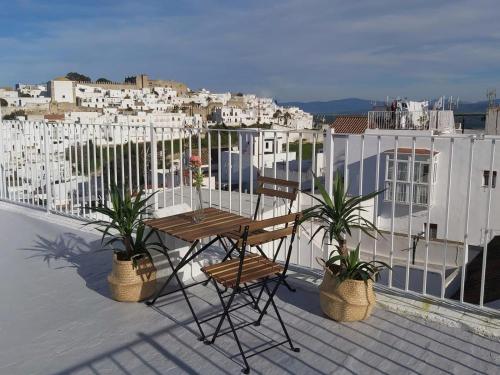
[107,253,157,302]
[319,267,376,322]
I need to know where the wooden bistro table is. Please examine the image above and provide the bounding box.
[144,207,252,340]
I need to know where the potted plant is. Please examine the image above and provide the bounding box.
[302,173,390,321]
[88,185,162,302]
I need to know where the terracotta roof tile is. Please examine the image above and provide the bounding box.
[330,115,367,134]
[44,114,65,121]
[383,148,439,156]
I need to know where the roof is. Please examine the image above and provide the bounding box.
[53,76,70,81]
[44,114,65,121]
[330,115,367,134]
[0,206,498,374]
[383,148,439,156]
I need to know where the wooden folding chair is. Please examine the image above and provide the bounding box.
[201,213,301,374]
[217,176,300,292]
[253,175,299,220]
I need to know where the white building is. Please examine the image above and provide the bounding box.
[48,77,75,103]
[219,132,298,191]
[323,106,500,298]
[0,88,20,107]
[16,83,48,98]
[212,106,245,126]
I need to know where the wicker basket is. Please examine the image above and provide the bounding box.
[319,266,376,322]
[107,253,157,302]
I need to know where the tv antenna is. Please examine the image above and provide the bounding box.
[487,89,497,108]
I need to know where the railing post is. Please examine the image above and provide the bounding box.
[323,125,335,260]
[0,105,4,200]
[323,125,334,196]
[43,120,52,213]
[149,117,158,211]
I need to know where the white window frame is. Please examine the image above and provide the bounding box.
[384,155,434,206]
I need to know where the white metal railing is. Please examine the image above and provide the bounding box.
[1,120,499,313]
[324,130,500,312]
[368,110,457,132]
[0,120,325,269]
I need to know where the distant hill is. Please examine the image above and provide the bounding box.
[279,98,375,115]
[280,98,497,115]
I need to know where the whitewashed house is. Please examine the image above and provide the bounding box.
[326,105,500,299]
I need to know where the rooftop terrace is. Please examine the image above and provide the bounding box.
[1,203,499,375]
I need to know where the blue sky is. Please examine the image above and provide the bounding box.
[1,0,499,101]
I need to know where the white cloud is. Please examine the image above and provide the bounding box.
[0,0,499,101]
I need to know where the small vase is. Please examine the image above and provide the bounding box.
[193,186,205,223]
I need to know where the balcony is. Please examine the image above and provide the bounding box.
[0,203,499,374]
[368,110,457,132]
[0,120,499,373]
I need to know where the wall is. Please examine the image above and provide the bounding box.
[330,130,500,247]
[486,107,500,135]
[50,81,74,103]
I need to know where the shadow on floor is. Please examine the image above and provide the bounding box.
[22,232,112,298]
[20,232,228,301]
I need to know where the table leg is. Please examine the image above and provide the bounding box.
[147,236,219,305]
[146,240,200,305]
[163,245,206,340]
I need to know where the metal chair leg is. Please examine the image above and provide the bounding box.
[210,281,250,374]
[254,277,269,309]
[243,283,262,313]
[255,244,296,293]
[263,283,300,353]
[221,238,237,262]
[208,281,237,344]
[254,275,283,326]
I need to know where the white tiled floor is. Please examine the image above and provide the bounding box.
[0,207,499,374]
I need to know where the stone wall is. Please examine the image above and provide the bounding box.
[73,75,188,94]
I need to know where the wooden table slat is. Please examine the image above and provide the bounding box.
[152,211,233,232]
[171,214,247,236]
[145,208,252,243]
[176,218,251,242]
[145,207,219,228]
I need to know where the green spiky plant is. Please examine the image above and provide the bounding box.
[87,185,162,267]
[302,172,390,279]
[302,172,382,256]
[324,244,390,283]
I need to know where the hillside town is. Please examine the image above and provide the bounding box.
[2,0,500,371]
[0,73,313,130]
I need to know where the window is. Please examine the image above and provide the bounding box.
[424,223,438,240]
[482,170,497,188]
[384,155,433,206]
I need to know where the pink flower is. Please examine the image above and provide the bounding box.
[189,155,202,167]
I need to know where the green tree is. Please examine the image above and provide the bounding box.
[96,78,112,83]
[3,110,26,120]
[66,72,91,82]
